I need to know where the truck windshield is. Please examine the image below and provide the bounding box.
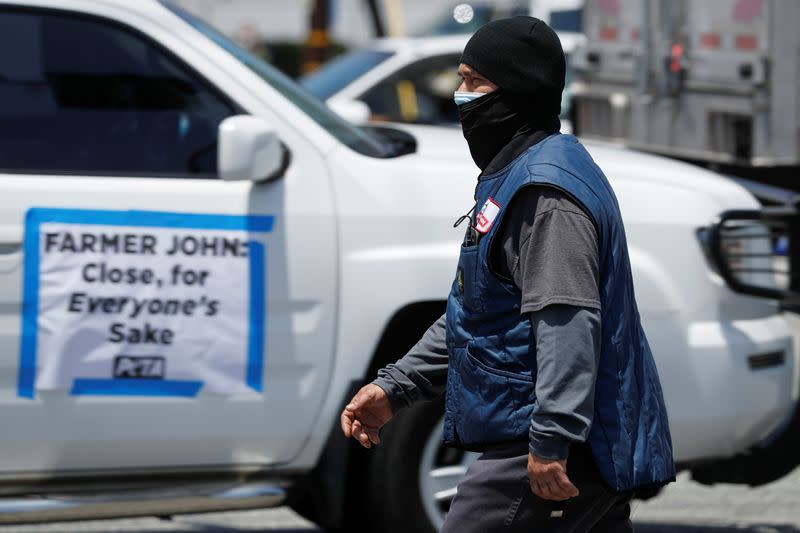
[301,49,394,100]
[160,1,390,158]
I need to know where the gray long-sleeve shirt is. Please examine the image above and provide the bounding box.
[374,186,601,460]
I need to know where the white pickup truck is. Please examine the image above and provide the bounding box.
[0,1,798,532]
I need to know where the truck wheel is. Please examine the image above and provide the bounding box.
[362,396,479,533]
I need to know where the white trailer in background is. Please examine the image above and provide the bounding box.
[571,0,800,170]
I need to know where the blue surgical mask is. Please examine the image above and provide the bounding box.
[454,91,486,106]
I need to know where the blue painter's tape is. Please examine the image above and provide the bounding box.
[18,208,272,398]
[25,208,274,233]
[247,241,265,392]
[17,212,41,399]
[70,379,203,397]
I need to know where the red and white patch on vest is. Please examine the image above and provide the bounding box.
[474,197,501,234]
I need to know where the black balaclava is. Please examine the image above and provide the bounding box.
[457,16,566,171]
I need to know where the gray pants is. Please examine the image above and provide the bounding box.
[442,442,633,533]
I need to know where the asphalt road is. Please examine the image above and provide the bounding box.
[2,468,800,532]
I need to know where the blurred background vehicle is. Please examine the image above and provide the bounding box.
[300,32,583,130]
[571,0,800,189]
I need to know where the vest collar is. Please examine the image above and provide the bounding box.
[478,132,561,181]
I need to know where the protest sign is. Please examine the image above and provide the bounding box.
[18,208,273,398]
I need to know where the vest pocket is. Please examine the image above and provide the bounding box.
[457,243,481,312]
[465,344,533,383]
[456,345,535,443]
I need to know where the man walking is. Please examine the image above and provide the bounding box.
[341,16,675,532]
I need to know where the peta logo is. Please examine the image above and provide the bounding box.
[113,356,166,379]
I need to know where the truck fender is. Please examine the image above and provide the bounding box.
[287,301,446,530]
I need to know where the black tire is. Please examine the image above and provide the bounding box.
[360,396,446,533]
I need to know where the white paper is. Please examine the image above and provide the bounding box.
[25,214,267,396]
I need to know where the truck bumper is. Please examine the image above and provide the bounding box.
[666,312,796,463]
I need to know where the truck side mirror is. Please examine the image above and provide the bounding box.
[328,99,371,124]
[218,115,288,182]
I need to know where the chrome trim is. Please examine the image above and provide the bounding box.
[0,482,286,524]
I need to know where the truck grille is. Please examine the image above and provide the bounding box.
[704,207,800,308]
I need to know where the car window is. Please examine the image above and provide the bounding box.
[0,8,238,177]
[359,54,462,126]
[359,52,575,127]
[161,0,392,159]
[300,49,394,100]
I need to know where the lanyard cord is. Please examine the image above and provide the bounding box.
[453,205,476,228]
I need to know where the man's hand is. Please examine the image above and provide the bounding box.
[340,384,393,449]
[527,452,580,501]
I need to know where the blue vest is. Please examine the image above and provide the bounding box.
[444,133,676,491]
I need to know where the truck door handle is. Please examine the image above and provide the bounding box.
[0,243,22,255]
